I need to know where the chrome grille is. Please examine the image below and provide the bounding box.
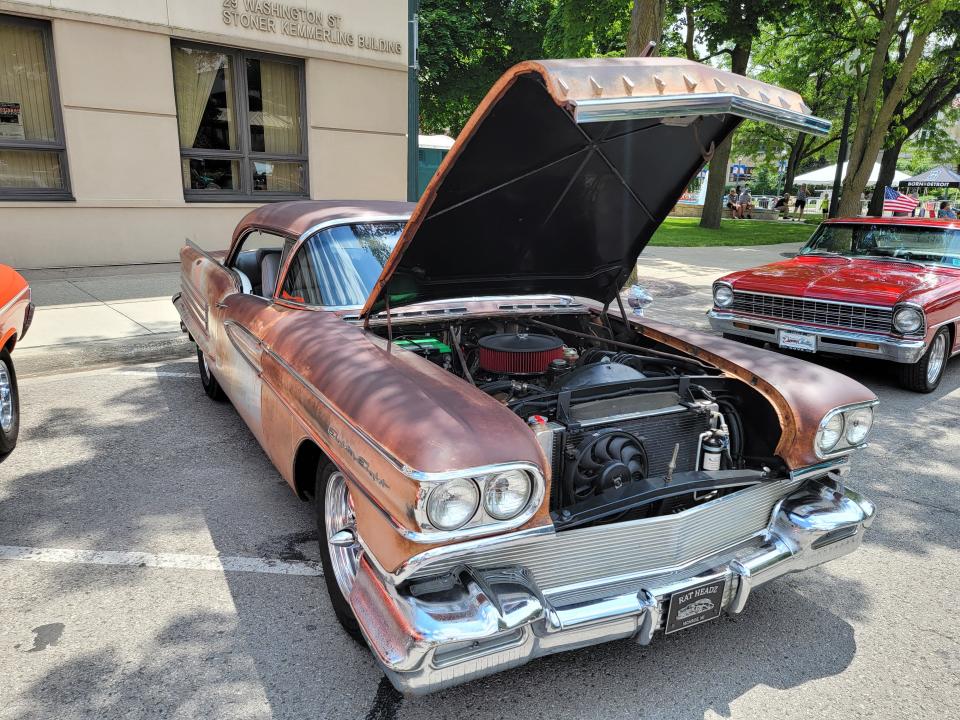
[732,291,893,333]
[410,478,803,593]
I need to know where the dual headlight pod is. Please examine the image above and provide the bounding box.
[423,469,536,532]
[816,403,877,457]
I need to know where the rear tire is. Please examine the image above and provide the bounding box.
[897,327,950,393]
[0,349,20,455]
[314,462,365,643]
[197,346,225,401]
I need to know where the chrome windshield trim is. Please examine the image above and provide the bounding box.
[571,93,831,136]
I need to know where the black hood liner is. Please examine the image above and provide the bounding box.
[369,72,741,314]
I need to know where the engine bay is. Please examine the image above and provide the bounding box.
[374,310,783,531]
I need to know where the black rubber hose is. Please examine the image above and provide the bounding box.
[526,318,712,371]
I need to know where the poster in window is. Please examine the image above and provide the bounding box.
[0,102,24,139]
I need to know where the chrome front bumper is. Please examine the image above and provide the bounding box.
[708,309,926,363]
[350,478,875,695]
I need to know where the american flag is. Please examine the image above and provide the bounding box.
[883,186,918,213]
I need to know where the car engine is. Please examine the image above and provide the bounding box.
[382,315,781,531]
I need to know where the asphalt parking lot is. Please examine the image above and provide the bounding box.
[2,247,960,719]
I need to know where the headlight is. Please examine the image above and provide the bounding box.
[483,470,532,520]
[817,413,844,453]
[815,402,877,457]
[893,306,923,334]
[845,406,874,445]
[426,478,479,530]
[714,284,734,308]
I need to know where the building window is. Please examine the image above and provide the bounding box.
[0,15,70,200]
[171,41,307,201]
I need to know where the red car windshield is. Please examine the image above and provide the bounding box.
[800,223,960,267]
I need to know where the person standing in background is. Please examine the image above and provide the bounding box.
[796,184,808,219]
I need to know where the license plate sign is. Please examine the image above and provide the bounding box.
[779,329,817,353]
[664,579,726,634]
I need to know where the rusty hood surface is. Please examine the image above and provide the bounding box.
[362,58,829,316]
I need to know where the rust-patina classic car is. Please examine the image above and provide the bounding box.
[174,58,877,694]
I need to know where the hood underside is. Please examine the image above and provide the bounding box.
[362,58,829,316]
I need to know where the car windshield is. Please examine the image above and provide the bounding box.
[281,222,403,307]
[800,223,960,267]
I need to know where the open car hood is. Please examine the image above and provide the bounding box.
[361,58,829,316]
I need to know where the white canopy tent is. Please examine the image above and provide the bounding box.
[793,161,909,187]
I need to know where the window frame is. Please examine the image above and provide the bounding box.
[172,40,309,203]
[0,13,72,201]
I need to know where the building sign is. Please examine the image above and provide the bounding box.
[0,102,24,139]
[221,0,403,55]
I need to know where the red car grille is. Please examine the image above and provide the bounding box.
[732,291,894,333]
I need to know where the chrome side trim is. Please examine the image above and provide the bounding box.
[788,457,850,482]
[571,93,831,136]
[224,320,263,374]
[0,286,29,318]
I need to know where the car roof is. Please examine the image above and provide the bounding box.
[824,217,960,230]
[228,200,415,252]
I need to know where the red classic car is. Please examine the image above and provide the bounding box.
[710,217,960,392]
[0,264,34,454]
[174,58,878,694]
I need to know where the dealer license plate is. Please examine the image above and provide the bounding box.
[778,329,817,353]
[664,579,726,634]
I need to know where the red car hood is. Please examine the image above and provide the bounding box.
[726,255,960,306]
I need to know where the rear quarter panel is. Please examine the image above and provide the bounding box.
[0,265,30,351]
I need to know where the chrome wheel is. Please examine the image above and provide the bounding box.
[324,471,361,597]
[0,359,13,433]
[927,333,947,385]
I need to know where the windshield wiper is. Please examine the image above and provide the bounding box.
[859,255,926,268]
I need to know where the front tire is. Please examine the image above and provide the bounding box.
[197,346,225,401]
[898,327,950,393]
[0,349,20,455]
[314,462,364,642]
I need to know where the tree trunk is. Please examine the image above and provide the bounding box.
[700,43,750,229]
[868,141,905,216]
[837,1,940,216]
[627,0,665,56]
[783,133,807,192]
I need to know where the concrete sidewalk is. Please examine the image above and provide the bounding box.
[16,264,190,375]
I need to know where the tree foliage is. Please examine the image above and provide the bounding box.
[418,0,553,135]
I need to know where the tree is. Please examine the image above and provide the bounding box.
[627,0,666,55]
[543,0,631,58]
[866,8,960,215]
[680,0,803,229]
[418,0,554,136]
[834,0,948,216]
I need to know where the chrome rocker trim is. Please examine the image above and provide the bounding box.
[708,309,927,363]
[351,476,874,694]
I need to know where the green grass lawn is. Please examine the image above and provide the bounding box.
[648,217,817,247]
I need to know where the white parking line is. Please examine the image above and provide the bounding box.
[113,370,200,378]
[0,545,322,577]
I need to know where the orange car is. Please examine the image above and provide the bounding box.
[0,264,34,454]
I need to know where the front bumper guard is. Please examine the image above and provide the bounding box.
[351,479,875,695]
[707,309,926,363]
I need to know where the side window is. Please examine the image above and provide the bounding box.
[279,248,323,305]
[230,230,289,298]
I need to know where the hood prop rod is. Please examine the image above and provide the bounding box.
[385,294,393,354]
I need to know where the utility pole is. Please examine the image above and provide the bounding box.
[406,0,420,201]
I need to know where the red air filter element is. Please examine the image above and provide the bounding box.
[478,333,564,375]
